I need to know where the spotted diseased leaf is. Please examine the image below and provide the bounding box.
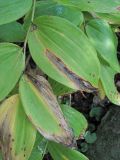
[19,74,74,146]
[28,16,100,92]
[0,43,25,101]
[0,95,36,160]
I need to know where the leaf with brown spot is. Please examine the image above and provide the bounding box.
[28,16,100,92]
[0,95,36,160]
[19,74,74,146]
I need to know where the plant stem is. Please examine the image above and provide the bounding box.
[23,0,36,55]
[31,0,36,22]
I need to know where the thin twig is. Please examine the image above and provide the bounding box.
[25,54,31,69]
[31,0,36,22]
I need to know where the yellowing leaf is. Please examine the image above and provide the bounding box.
[0,94,36,160]
[0,43,25,101]
[28,16,100,92]
[19,75,73,146]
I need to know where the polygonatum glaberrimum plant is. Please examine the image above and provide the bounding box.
[0,0,120,160]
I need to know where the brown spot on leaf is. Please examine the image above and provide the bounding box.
[25,75,75,146]
[31,23,37,32]
[59,124,62,127]
[8,134,11,138]
[116,6,120,10]
[12,138,14,142]
[45,49,97,92]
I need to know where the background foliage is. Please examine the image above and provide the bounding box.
[0,0,120,159]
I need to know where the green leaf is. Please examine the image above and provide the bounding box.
[0,43,25,101]
[95,12,120,24]
[28,16,100,92]
[100,63,120,105]
[19,75,73,146]
[49,78,75,96]
[84,131,97,144]
[57,0,120,13]
[0,94,36,160]
[80,142,88,153]
[0,153,2,160]
[89,106,103,121]
[29,133,47,160]
[0,0,32,25]
[61,105,88,139]
[0,22,25,42]
[48,142,88,160]
[86,19,120,72]
[35,0,84,26]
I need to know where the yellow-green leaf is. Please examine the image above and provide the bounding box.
[28,16,100,92]
[0,43,25,101]
[19,75,73,146]
[0,94,36,160]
